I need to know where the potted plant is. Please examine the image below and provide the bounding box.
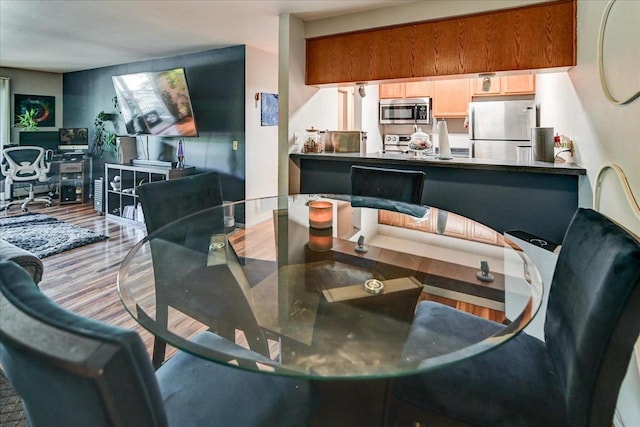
[14,108,40,132]
[92,97,120,157]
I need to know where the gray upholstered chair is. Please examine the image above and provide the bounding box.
[137,172,269,368]
[391,208,640,427]
[1,146,53,212]
[0,261,316,427]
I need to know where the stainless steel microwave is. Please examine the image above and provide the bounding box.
[379,98,432,125]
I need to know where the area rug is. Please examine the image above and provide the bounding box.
[0,213,108,258]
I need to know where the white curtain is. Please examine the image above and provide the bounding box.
[0,77,10,146]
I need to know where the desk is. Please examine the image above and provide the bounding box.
[4,157,88,205]
[118,195,543,425]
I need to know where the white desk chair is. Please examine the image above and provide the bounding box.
[1,146,52,211]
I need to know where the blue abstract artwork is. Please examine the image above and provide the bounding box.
[261,93,278,126]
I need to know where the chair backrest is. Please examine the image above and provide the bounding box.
[544,208,640,427]
[350,165,425,205]
[137,171,224,235]
[1,146,51,183]
[0,261,168,427]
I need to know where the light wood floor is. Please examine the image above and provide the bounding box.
[1,202,158,354]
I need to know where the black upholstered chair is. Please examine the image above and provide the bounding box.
[350,165,427,217]
[0,261,316,427]
[391,208,640,427]
[137,172,269,368]
[350,165,425,205]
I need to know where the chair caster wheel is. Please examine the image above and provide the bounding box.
[45,203,52,207]
[22,208,28,212]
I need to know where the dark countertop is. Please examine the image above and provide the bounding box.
[290,152,586,176]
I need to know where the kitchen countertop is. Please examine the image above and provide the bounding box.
[290,151,586,176]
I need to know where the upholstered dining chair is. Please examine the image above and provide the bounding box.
[1,146,53,211]
[0,261,316,427]
[391,208,640,427]
[350,165,425,205]
[137,172,269,368]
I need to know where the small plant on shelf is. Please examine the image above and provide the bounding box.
[14,108,39,131]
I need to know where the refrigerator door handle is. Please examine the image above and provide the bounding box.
[469,106,475,140]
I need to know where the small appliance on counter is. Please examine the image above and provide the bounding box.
[320,131,367,154]
[468,100,537,161]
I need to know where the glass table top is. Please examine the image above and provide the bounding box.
[118,194,543,379]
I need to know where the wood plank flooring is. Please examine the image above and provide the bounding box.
[1,203,157,353]
[1,201,505,361]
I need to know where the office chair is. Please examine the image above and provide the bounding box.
[137,172,271,368]
[391,208,640,427]
[350,165,427,217]
[0,261,316,427]
[2,146,52,211]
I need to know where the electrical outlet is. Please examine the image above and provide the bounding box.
[232,140,238,150]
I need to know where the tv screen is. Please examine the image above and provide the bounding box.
[59,127,89,151]
[112,68,199,137]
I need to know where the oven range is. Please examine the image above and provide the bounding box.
[383,134,469,158]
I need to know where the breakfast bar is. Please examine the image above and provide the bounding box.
[290,152,586,244]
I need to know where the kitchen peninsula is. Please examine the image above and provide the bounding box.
[290,152,586,244]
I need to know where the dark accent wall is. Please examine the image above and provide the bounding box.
[62,46,246,201]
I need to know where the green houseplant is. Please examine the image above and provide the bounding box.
[14,108,40,131]
[92,97,119,157]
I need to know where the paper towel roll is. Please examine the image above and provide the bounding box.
[437,120,452,159]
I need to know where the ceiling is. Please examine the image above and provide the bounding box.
[0,0,412,74]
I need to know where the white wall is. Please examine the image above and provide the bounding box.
[245,46,279,199]
[0,67,63,144]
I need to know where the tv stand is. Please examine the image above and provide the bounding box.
[104,163,195,224]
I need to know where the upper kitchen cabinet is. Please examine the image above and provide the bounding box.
[379,81,433,99]
[472,75,536,96]
[432,79,471,118]
[306,0,576,85]
[379,83,405,99]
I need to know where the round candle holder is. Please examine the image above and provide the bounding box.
[308,200,333,229]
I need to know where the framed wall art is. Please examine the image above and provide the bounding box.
[260,92,278,126]
[14,94,56,127]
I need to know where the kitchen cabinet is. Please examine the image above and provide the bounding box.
[405,81,433,98]
[306,0,576,86]
[378,210,504,246]
[379,81,433,99]
[379,83,405,99]
[502,75,536,94]
[472,75,535,96]
[432,79,471,118]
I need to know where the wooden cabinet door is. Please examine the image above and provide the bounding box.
[405,81,433,98]
[472,76,501,96]
[433,79,470,118]
[379,83,405,99]
[502,75,536,94]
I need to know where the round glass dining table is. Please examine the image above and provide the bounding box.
[118,194,543,381]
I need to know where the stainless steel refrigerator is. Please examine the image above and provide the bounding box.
[468,100,537,160]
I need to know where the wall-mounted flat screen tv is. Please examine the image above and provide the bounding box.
[112,67,198,137]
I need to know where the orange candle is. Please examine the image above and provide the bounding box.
[308,227,333,251]
[308,200,333,229]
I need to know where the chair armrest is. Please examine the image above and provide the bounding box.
[0,240,43,284]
